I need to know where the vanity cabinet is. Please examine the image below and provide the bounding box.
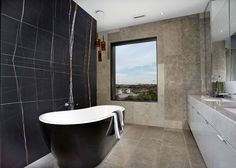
[188,98,236,168]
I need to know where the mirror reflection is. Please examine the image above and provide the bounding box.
[211,0,230,83]
[230,0,236,80]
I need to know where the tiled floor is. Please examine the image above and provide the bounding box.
[26,125,206,168]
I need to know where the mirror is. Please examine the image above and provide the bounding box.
[211,0,230,83]
[230,0,236,80]
[206,0,235,94]
[204,4,212,94]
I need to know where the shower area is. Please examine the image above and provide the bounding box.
[0,0,97,167]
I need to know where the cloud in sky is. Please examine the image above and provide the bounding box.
[115,41,157,84]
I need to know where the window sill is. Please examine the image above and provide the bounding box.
[110,99,158,103]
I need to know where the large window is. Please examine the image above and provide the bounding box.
[111,37,157,102]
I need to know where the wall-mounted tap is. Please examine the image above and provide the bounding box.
[65,102,74,110]
[65,102,80,109]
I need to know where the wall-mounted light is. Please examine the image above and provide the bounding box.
[96,34,101,47]
[101,35,106,51]
[95,10,106,62]
[96,35,106,62]
[98,50,102,62]
[95,10,104,18]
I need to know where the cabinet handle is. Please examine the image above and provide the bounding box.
[197,111,200,115]
[205,119,209,124]
[217,134,227,144]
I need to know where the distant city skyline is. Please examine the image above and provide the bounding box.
[115,41,157,85]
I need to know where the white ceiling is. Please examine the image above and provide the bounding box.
[74,0,209,32]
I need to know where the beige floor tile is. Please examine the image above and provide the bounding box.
[129,146,159,164]
[186,144,206,168]
[162,129,185,147]
[123,124,132,134]
[105,152,129,167]
[183,130,197,146]
[116,137,139,148]
[111,145,136,158]
[105,143,136,166]
[138,138,161,150]
[191,163,207,168]
[142,126,164,140]
[27,125,206,168]
[158,145,188,162]
[125,159,155,168]
[123,126,147,140]
[96,162,124,168]
[161,160,191,168]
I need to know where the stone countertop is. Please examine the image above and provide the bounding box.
[190,95,236,123]
[188,95,236,149]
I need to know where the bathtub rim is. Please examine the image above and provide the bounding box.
[39,105,125,125]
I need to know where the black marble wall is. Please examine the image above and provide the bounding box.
[0,0,97,167]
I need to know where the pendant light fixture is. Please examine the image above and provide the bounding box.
[95,10,106,62]
[96,34,101,47]
[101,35,106,51]
[98,50,102,62]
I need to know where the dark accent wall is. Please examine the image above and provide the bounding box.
[0,0,97,167]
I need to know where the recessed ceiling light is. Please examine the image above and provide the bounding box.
[95,10,104,20]
[95,10,104,14]
[133,15,146,19]
[160,12,164,16]
[220,30,223,33]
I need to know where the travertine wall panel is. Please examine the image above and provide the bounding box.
[97,14,204,129]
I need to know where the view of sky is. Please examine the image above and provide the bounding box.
[115,41,157,85]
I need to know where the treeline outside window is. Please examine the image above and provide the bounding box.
[110,37,158,102]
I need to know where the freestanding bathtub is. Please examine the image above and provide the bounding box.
[39,105,125,168]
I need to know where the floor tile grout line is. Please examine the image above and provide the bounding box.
[158,128,166,166]
[117,125,143,167]
[182,130,193,168]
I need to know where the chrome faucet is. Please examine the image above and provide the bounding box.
[65,102,74,110]
[65,102,79,109]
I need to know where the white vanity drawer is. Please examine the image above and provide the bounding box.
[188,100,236,168]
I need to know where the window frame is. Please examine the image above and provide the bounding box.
[110,37,158,102]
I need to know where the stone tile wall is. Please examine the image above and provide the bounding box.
[97,14,205,129]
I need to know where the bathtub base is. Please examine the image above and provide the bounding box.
[41,117,117,168]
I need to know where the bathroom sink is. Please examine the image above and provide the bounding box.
[224,108,236,114]
[202,98,234,102]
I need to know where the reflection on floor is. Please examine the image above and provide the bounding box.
[26,125,206,168]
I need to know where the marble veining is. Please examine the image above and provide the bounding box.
[87,18,93,107]
[68,3,77,110]
[11,0,29,164]
[50,0,56,111]
[0,0,97,167]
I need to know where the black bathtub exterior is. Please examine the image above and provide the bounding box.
[40,117,117,168]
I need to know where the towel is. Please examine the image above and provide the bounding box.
[112,113,121,139]
[105,110,125,140]
[113,110,124,132]
[113,110,125,139]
